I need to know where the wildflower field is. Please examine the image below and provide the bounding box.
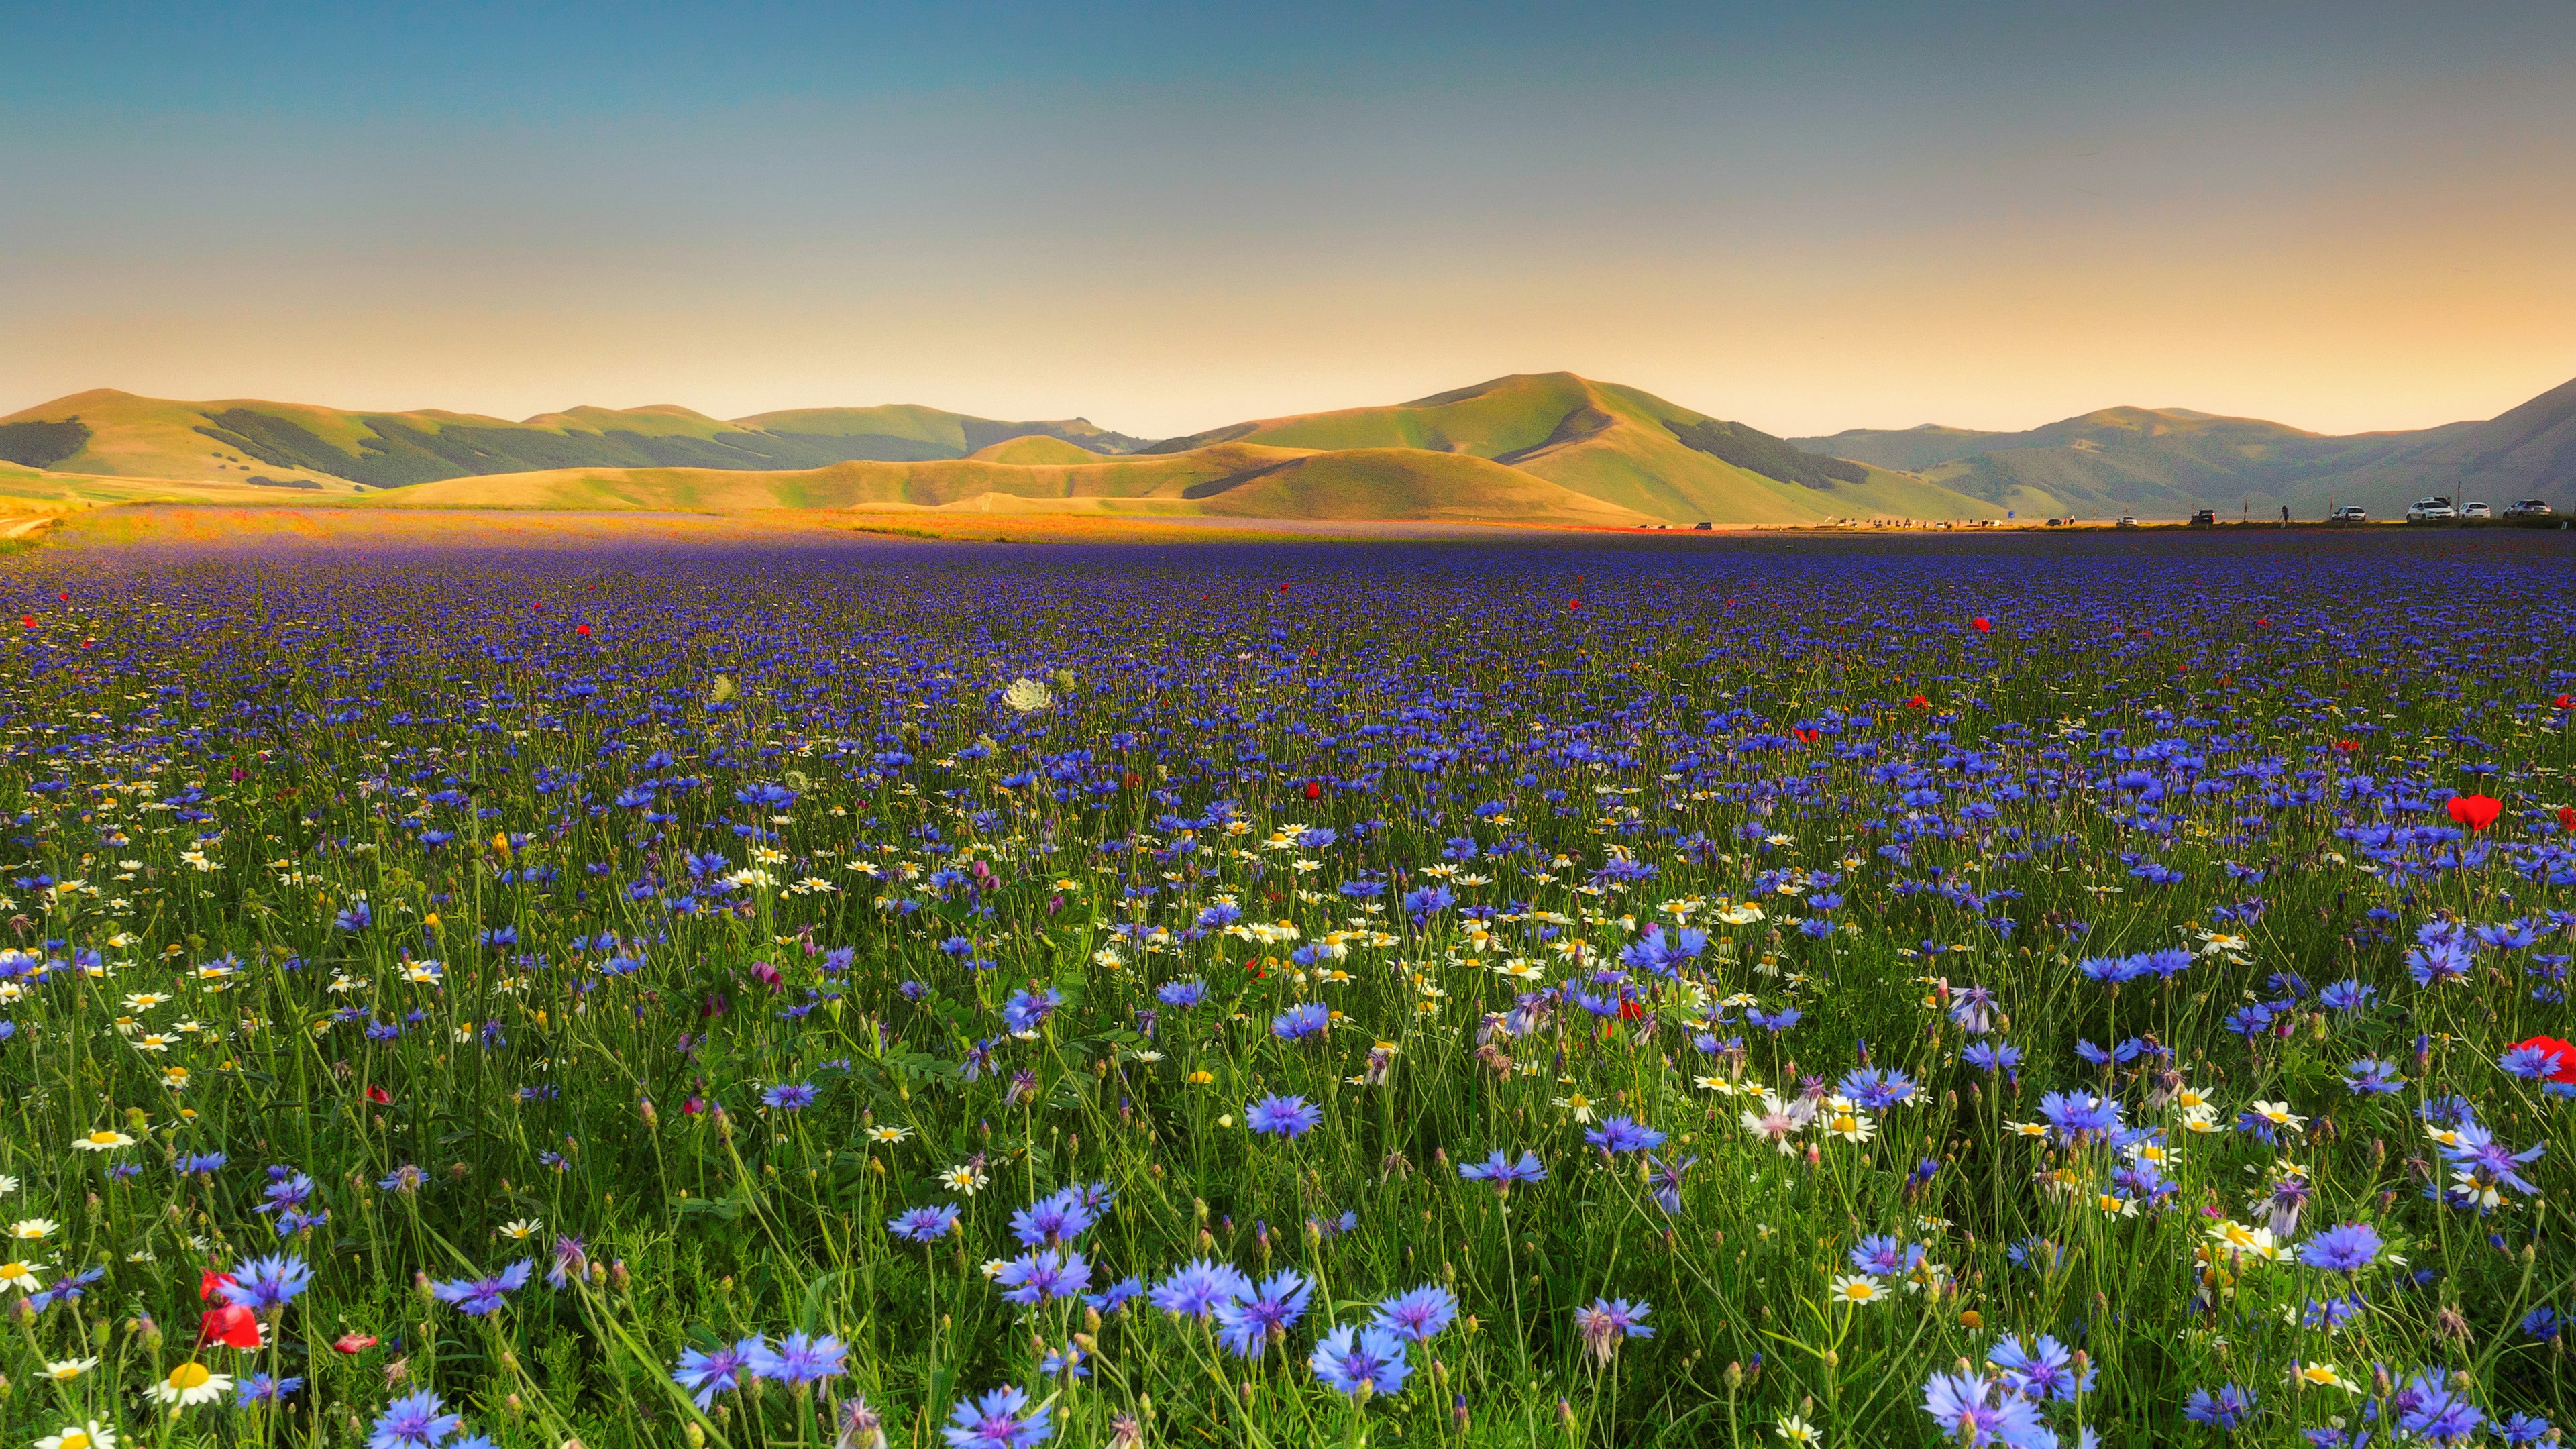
[1,529,2573,1449]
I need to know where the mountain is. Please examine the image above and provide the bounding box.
[2302,373,2576,511]
[0,374,2008,526]
[0,389,1148,492]
[1791,376,2575,517]
[1142,372,1999,525]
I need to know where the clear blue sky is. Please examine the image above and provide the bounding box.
[6,0,2573,436]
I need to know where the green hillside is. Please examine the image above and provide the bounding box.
[0,390,1147,492]
[1145,372,2002,525]
[965,435,1109,466]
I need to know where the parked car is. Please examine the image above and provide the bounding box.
[2115,516,2139,529]
[2461,501,2492,519]
[2504,498,2554,518]
[2406,496,2457,522]
[1692,521,1713,531]
[2189,508,2216,526]
[2329,505,2367,523]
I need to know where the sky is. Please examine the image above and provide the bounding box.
[5,0,2574,439]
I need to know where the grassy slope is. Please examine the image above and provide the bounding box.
[965,435,1107,465]
[1195,449,1652,525]
[362,441,1656,526]
[0,460,363,506]
[1,392,1135,486]
[7,390,368,486]
[1152,373,2002,525]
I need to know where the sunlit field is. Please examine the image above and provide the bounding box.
[1,529,2571,1449]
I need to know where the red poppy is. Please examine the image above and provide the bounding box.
[1277,582,1291,593]
[366,1084,394,1105]
[2555,694,2573,710]
[2254,616,2269,627]
[1566,599,1582,611]
[2559,805,2576,833]
[2334,739,2360,753]
[2508,1036,2576,1083]
[333,1332,379,1355]
[56,591,66,601]
[1970,616,1992,633]
[200,1304,262,1349]
[1903,694,1930,710]
[575,623,592,636]
[1302,780,1322,800]
[2446,794,2502,831]
[17,616,30,629]
[199,1269,236,1303]
[1792,727,1821,744]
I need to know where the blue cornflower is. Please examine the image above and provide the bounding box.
[1083,1275,1144,1313]
[1009,1186,1100,1247]
[1458,1148,1547,1194]
[1839,1067,1919,1109]
[761,1082,818,1110]
[1213,1269,1313,1359]
[2297,1223,2383,1273]
[1245,1094,1323,1138]
[236,1372,305,1405]
[2342,1059,2408,1095]
[1921,1369,2049,1446]
[745,1331,845,1385]
[368,1390,464,1449]
[1000,988,1062,1034]
[1582,1114,1666,1155]
[2395,1369,2483,1442]
[1310,1324,1411,1397]
[1572,1297,1652,1364]
[1155,978,1207,1008]
[1962,1042,2023,1073]
[2074,1038,2142,1066]
[1370,1284,1458,1342]
[219,1254,315,1313]
[1849,1235,1925,1277]
[2500,1041,2572,1079]
[943,1383,1052,1448]
[995,1249,1091,1306]
[428,1260,531,1317]
[2183,1383,2257,1431]
[1148,1258,1252,1319]
[2318,979,2376,1011]
[2496,1412,2555,1446]
[889,1205,963,1243]
[1271,1002,1330,1041]
[2036,1091,2123,1144]
[672,1338,759,1407]
[1989,1334,2092,1402]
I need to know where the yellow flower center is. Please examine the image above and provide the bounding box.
[169,1362,211,1389]
[61,1434,91,1449]
[85,1132,120,1146]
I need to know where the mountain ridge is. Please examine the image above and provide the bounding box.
[1790,380,2573,515]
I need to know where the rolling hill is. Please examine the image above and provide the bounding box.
[360,439,1660,527]
[1140,372,2003,525]
[1792,374,2574,517]
[0,374,2010,527]
[0,390,1147,492]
